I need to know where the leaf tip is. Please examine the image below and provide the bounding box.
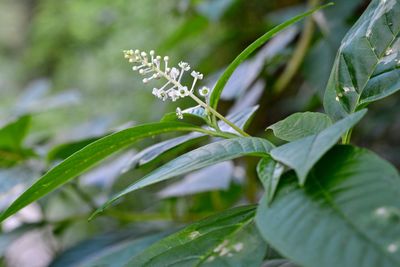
[88,206,106,221]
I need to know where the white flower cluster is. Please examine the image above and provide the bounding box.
[123,49,210,104]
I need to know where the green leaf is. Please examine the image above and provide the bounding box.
[324,0,400,121]
[95,137,274,216]
[0,122,207,223]
[267,112,332,142]
[256,145,400,267]
[0,115,34,167]
[161,106,208,123]
[256,157,284,203]
[129,105,259,169]
[262,259,299,267]
[128,206,267,267]
[50,231,169,267]
[0,115,31,150]
[209,3,333,110]
[271,109,366,185]
[47,136,104,161]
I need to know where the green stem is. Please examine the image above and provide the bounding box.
[274,0,319,93]
[195,128,238,139]
[342,128,353,144]
[189,92,250,137]
[153,65,250,137]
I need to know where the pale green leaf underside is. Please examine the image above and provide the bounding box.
[324,0,400,120]
[256,145,400,267]
[267,112,332,142]
[128,206,266,267]
[0,122,206,223]
[271,109,366,185]
[131,106,259,168]
[96,137,274,216]
[256,157,284,203]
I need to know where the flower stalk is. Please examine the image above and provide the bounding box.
[123,49,250,137]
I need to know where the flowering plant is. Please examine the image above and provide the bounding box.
[1,1,400,266]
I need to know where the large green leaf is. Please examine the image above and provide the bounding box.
[209,3,333,110]
[47,136,104,161]
[127,206,267,267]
[256,145,400,267]
[271,109,366,185]
[0,122,209,223]
[257,157,284,203]
[95,137,274,216]
[324,0,400,120]
[267,112,332,142]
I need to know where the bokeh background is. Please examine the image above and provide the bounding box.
[0,0,398,266]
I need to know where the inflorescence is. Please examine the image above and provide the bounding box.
[123,49,210,119]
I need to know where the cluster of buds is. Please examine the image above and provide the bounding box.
[123,49,210,119]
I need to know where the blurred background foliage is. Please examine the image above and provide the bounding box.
[0,0,399,266]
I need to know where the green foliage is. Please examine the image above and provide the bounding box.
[256,145,400,267]
[324,0,400,121]
[209,3,333,111]
[95,137,274,217]
[0,122,208,222]
[256,156,284,203]
[0,116,34,167]
[270,109,366,185]
[267,112,332,142]
[1,1,400,266]
[128,206,266,267]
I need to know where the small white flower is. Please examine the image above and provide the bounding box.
[191,71,203,80]
[176,107,183,119]
[169,67,180,80]
[168,90,179,101]
[199,86,210,97]
[152,88,159,97]
[178,61,191,71]
[178,86,189,97]
[157,90,168,101]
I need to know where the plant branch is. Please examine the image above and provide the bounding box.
[274,0,319,93]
